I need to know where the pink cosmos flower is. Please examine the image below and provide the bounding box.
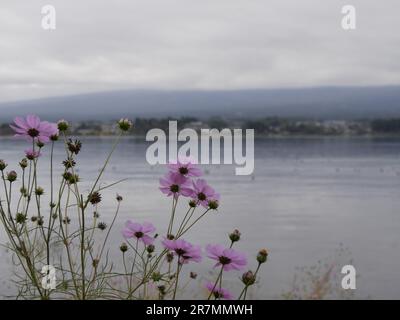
[122,220,156,245]
[205,282,233,300]
[192,179,220,207]
[10,115,58,144]
[206,244,247,271]
[25,149,41,160]
[167,157,202,177]
[159,172,193,198]
[162,238,202,264]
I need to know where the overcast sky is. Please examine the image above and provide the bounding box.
[0,0,399,103]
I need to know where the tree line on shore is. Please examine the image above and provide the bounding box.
[1,117,400,136]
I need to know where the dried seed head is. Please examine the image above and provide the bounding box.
[97,222,107,231]
[62,158,76,169]
[63,216,71,224]
[67,139,82,155]
[88,192,102,205]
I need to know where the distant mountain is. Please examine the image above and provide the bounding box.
[0,86,399,121]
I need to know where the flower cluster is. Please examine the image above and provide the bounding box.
[0,114,267,301]
[159,158,220,209]
[118,160,268,300]
[120,159,267,300]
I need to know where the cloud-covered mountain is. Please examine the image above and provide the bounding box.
[0,86,399,121]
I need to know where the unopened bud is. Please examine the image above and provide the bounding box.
[229,229,241,243]
[117,118,133,132]
[0,160,7,171]
[6,171,17,182]
[120,242,128,253]
[242,270,256,286]
[257,249,268,264]
[57,120,69,132]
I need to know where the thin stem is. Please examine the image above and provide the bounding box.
[172,262,182,300]
[207,266,224,300]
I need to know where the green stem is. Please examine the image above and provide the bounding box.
[207,266,224,300]
[172,262,182,300]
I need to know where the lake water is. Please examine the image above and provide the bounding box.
[1,136,400,299]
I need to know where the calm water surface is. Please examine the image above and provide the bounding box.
[1,136,400,299]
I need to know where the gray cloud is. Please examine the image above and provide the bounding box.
[0,0,399,102]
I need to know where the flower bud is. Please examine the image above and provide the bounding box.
[35,187,44,196]
[20,187,28,196]
[37,217,44,226]
[208,200,219,210]
[242,270,256,286]
[36,141,45,148]
[158,285,166,295]
[92,259,99,268]
[15,213,27,224]
[229,229,241,243]
[0,160,7,171]
[50,134,59,141]
[166,252,174,263]
[189,199,197,208]
[119,242,128,253]
[6,171,17,182]
[19,158,28,169]
[146,244,155,254]
[116,194,123,202]
[190,272,197,279]
[151,272,162,282]
[118,118,133,132]
[257,249,268,264]
[57,120,69,132]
